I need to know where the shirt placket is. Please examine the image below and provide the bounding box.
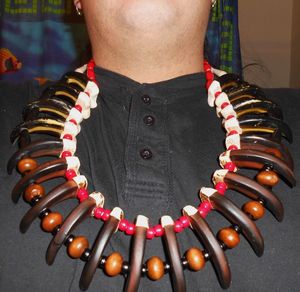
[121,87,171,223]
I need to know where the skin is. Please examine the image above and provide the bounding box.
[74,0,211,83]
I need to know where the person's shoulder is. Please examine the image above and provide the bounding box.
[0,80,39,109]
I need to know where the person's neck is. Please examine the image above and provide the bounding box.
[92,45,205,84]
[88,12,206,83]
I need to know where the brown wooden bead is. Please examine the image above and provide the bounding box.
[146,256,165,281]
[256,170,279,186]
[185,247,205,271]
[217,227,240,249]
[104,252,123,277]
[17,158,38,174]
[24,184,45,202]
[242,201,265,220]
[41,212,63,232]
[67,236,89,259]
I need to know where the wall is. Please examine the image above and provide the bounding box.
[239,0,299,88]
[290,0,300,88]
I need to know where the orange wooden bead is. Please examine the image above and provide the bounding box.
[217,227,240,249]
[67,236,89,259]
[146,256,165,281]
[242,201,265,220]
[185,247,205,271]
[17,158,38,174]
[41,212,63,232]
[24,184,45,202]
[256,170,279,186]
[104,252,123,277]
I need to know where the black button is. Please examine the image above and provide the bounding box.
[143,115,155,126]
[140,149,153,160]
[141,95,151,104]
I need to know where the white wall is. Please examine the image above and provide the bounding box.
[239,0,299,88]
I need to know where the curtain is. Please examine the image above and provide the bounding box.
[206,0,242,74]
[0,0,242,82]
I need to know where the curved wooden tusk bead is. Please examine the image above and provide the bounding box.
[229,149,296,187]
[183,206,231,289]
[79,207,123,291]
[23,99,71,121]
[46,197,98,265]
[42,84,80,105]
[202,191,264,257]
[61,71,89,91]
[19,180,78,233]
[238,116,293,143]
[217,73,245,92]
[7,139,63,174]
[240,135,294,169]
[161,216,186,292]
[11,158,67,203]
[10,118,65,144]
[228,86,267,102]
[124,215,149,292]
[234,101,282,120]
[223,172,284,221]
[240,142,293,170]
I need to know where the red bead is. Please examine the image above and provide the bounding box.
[75,104,82,112]
[225,162,236,172]
[118,219,129,232]
[179,216,190,228]
[63,134,73,140]
[77,188,89,202]
[203,61,211,72]
[94,207,104,219]
[65,169,77,180]
[61,151,72,158]
[199,209,208,218]
[215,182,227,195]
[125,223,136,235]
[154,225,164,237]
[226,115,235,120]
[69,119,77,125]
[201,201,212,212]
[228,145,238,151]
[206,82,212,90]
[101,209,111,221]
[174,220,183,233]
[221,102,229,109]
[228,130,238,136]
[215,91,222,98]
[206,71,214,80]
[146,228,155,240]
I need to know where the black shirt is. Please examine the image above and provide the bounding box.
[0,69,299,292]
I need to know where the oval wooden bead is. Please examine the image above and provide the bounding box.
[217,227,240,249]
[185,247,205,271]
[17,158,38,174]
[104,252,123,277]
[67,236,89,259]
[256,170,279,186]
[146,256,165,281]
[24,184,45,202]
[242,201,265,220]
[41,212,63,232]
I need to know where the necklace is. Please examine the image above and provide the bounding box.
[8,60,295,292]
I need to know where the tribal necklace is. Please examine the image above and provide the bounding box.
[8,59,295,292]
